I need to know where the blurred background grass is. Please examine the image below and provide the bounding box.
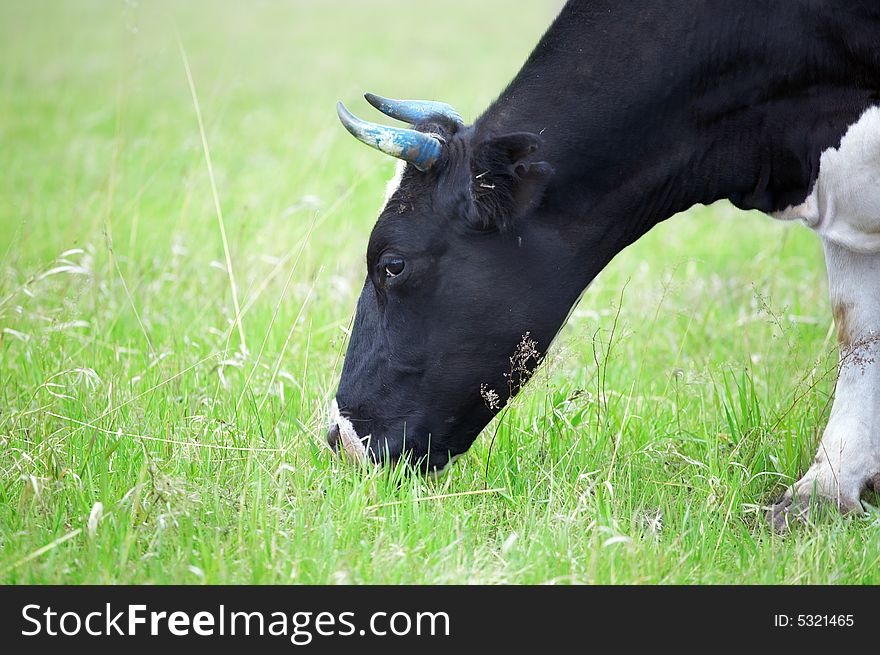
[1,0,877,584]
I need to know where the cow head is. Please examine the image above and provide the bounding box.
[328,93,584,472]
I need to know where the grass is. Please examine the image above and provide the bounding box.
[2,0,879,585]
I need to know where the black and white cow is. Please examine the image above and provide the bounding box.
[328,0,880,528]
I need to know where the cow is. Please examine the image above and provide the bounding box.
[328,0,880,529]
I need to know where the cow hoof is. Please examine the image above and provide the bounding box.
[768,495,846,532]
[767,488,863,533]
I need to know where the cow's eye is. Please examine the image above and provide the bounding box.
[382,257,405,279]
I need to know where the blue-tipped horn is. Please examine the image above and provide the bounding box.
[336,101,443,171]
[364,93,464,126]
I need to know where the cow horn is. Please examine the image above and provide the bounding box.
[364,92,464,126]
[336,101,443,171]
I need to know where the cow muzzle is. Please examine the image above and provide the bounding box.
[327,398,371,463]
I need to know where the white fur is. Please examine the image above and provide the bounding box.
[772,106,880,513]
[328,398,370,462]
[786,241,880,510]
[772,106,880,254]
[382,161,406,210]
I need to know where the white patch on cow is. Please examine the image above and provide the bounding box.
[772,105,880,253]
[328,398,371,462]
[381,160,407,211]
[771,106,880,516]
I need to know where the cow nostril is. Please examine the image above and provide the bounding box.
[327,423,340,451]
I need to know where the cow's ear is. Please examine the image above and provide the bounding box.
[467,132,553,230]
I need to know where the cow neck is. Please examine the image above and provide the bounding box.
[474,0,880,275]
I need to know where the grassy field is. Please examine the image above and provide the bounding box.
[2,0,878,585]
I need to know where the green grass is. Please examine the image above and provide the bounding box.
[2,0,878,585]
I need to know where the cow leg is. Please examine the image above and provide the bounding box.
[769,239,880,530]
